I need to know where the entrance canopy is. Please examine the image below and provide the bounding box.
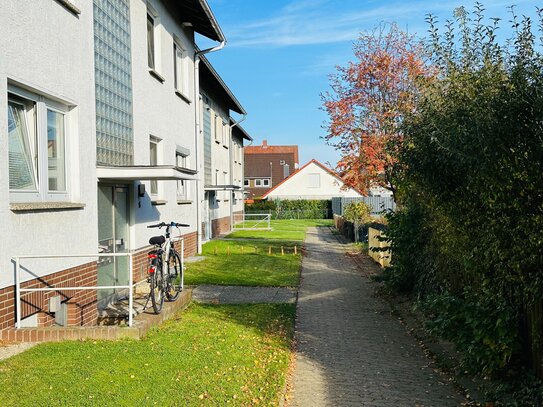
[204,185,241,191]
[97,165,199,181]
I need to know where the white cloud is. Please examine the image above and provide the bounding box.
[222,0,540,49]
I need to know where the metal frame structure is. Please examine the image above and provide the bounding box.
[12,237,186,329]
[232,212,272,231]
[12,253,134,329]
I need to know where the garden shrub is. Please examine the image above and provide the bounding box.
[343,202,372,224]
[383,5,543,378]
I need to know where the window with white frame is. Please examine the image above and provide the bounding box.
[244,179,249,187]
[263,179,270,187]
[222,122,229,147]
[149,136,161,196]
[176,150,189,200]
[307,173,320,188]
[8,89,70,202]
[214,114,221,143]
[173,40,189,97]
[255,179,262,187]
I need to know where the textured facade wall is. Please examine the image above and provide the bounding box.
[130,0,199,249]
[0,1,98,290]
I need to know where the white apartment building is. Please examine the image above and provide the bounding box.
[199,57,251,240]
[0,0,246,334]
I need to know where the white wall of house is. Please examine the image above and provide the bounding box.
[130,0,199,249]
[0,1,97,287]
[265,161,363,200]
[200,91,233,224]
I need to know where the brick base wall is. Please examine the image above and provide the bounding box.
[212,216,231,238]
[0,232,198,333]
[0,262,98,331]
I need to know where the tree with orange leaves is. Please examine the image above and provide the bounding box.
[322,23,434,199]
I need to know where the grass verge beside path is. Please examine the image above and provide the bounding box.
[185,239,301,286]
[0,304,294,406]
[185,220,331,286]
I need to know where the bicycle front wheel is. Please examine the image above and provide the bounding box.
[149,262,165,314]
[165,251,182,301]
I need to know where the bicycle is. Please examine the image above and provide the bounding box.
[146,221,189,314]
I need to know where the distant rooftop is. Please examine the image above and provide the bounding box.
[244,140,299,164]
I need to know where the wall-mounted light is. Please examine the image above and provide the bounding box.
[138,183,146,208]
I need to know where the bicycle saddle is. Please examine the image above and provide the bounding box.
[149,235,166,246]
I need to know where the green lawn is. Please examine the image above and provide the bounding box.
[229,219,333,241]
[185,239,301,286]
[185,219,331,286]
[0,304,294,406]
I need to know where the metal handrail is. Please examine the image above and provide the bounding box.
[11,237,186,329]
[12,252,134,329]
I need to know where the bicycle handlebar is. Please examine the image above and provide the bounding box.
[147,222,190,229]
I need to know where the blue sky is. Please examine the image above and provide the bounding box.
[201,0,540,167]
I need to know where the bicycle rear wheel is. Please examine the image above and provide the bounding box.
[149,261,165,314]
[165,251,182,301]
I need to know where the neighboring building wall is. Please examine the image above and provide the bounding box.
[265,161,363,200]
[200,91,232,238]
[231,133,245,215]
[0,1,98,327]
[130,0,199,249]
[244,140,299,199]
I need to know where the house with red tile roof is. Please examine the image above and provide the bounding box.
[261,159,363,200]
[243,140,299,199]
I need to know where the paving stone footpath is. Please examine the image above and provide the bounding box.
[289,227,465,407]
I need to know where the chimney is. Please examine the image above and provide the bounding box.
[262,140,268,147]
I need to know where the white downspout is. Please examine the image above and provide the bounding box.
[194,39,225,254]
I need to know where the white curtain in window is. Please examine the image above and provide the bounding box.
[8,101,37,190]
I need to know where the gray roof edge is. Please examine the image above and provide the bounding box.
[198,0,226,43]
[200,55,246,115]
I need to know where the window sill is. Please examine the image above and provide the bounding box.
[175,90,191,104]
[149,69,165,83]
[176,199,193,205]
[151,199,167,206]
[10,202,86,212]
[55,0,81,15]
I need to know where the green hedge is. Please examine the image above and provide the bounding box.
[383,7,543,381]
[245,200,332,219]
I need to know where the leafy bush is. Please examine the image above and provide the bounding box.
[343,202,372,224]
[382,5,543,377]
[423,291,520,376]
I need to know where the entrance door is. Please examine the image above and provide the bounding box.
[97,184,130,310]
